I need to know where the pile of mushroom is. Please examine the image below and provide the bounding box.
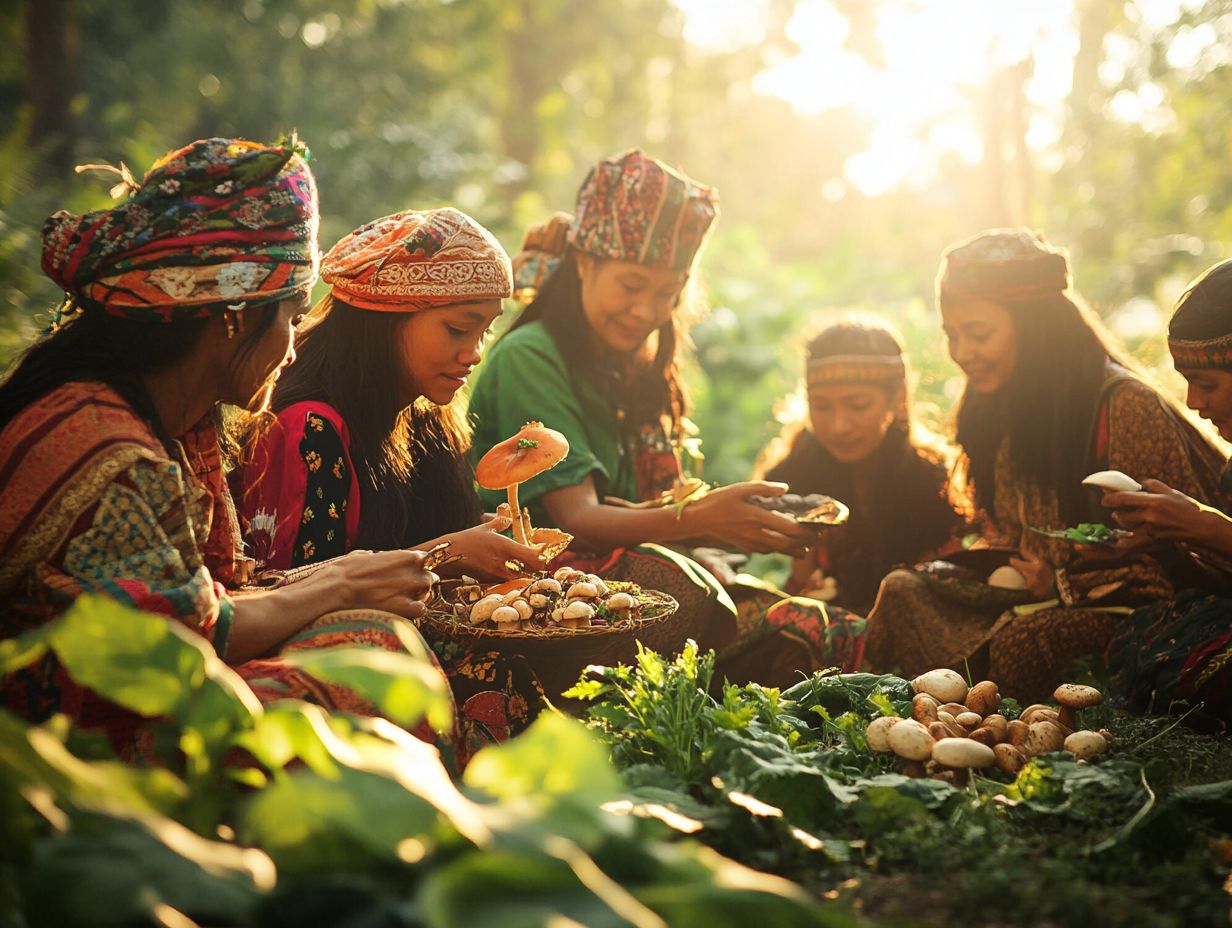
[449,566,642,631]
[865,670,1111,784]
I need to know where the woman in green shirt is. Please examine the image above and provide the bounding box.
[469,150,866,684]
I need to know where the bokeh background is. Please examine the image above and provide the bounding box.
[3,0,1231,484]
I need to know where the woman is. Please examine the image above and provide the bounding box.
[757,319,963,615]
[1106,259,1232,725]
[468,150,862,685]
[861,229,1226,701]
[0,138,447,762]
[239,207,547,747]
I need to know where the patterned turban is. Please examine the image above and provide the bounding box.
[937,228,1071,305]
[321,207,512,312]
[570,149,718,271]
[41,137,319,322]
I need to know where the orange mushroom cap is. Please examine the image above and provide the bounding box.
[475,421,569,490]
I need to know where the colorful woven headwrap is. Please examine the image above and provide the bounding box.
[937,228,1071,305]
[511,150,718,303]
[321,207,512,312]
[41,137,319,322]
[1168,261,1232,370]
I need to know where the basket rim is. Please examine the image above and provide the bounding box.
[419,588,678,640]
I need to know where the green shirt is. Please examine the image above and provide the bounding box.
[468,321,636,526]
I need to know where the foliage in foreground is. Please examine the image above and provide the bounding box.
[566,643,1232,928]
[0,597,844,928]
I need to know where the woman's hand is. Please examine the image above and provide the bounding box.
[430,512,549,580]
[1102,479,1232,553]
[1009,550,1055,599]
[304,548,440,618]
[683,481,816,557]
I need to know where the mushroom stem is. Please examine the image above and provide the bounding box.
[507,483,527,545]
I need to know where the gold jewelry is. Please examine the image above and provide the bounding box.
[223,303,245,339]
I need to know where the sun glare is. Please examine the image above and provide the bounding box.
[675,0,1081,195]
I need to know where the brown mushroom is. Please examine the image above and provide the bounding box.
[993,742,1028,776]
[912,693,941,725]
[931,738,995,786]
[1064,730,1109,761]
[1007,719,1030,748]
[1052,683,1103,731]
[965,680,1001,717]
[981,714,1009,743]
[475,422,570,546]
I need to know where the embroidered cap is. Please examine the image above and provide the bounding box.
[322,207,512,312]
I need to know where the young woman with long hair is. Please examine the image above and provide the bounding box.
[861,229,1226,700]
[467,150,864,686]
[1105,259,1232,726]
[0,138,447,761]
[756,318,963,614]
[239,207,548,748]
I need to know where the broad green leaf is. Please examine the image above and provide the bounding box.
[232,702,341,778]
[21,810,271,928]
[284,646,452,733]
[239,767,440,874]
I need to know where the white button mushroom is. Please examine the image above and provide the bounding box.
[469,595,504,624]
[566,581,600,600]
[987,566,1028,590]
[911,669,969,704]
[866,716,902,752]
[490,605,521,625]
[604,591,636,613]
[562,600,596,622]
[887,719,935,762]
[1064,730,1109,761]
[511,599,534,620]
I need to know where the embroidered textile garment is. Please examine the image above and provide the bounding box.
[862,376,1227,701]
[0,382,456,763]
[41,137,319,321]
[321,207,512,311]
[239,401,547,749]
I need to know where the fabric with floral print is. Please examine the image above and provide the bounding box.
[41,136,319,321]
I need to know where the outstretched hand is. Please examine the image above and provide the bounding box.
[432,512,549,580]
[684,480,816,557]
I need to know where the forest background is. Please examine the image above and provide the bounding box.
[3,0,1232,488]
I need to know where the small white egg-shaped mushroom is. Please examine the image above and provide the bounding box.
[566,581,599,600]
[562,600,596,621]
[527,593,550,610]
[585,574,610,596]
[553,566,575,582]
[490,605,521,625]
[1064,730,1109,761]
[511,599,534,620]
[604,591,636,612]
[931,737,995,770]
[911,669,969,704]
[887,719,935,761]
[469,595,504,624]
[987,565,1028,590]
[865,716,902,752]
[550,608,566,624]
[529,577,563,595]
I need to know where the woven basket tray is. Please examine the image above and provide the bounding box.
[417,587,680,692]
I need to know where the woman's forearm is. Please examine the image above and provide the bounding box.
[225,574,345,662]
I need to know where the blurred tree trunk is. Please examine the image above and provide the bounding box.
[981,60,1031,228]
[501,0,548,203]
[25,0,77,176]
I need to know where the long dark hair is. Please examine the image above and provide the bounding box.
[948,291,1135,523]
[511,248,694,439]
[0,302,279,450]
[757,319,960,609]
[1170,258,1232,341]
[269,295,482,550]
